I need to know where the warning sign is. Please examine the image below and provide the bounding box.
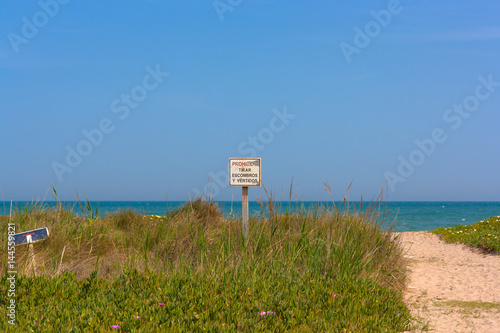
[228,158,261,187]
[13,227,49,246]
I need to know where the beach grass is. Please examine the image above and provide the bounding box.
[1,189,412,331]
[431,215,500,253]
[439,300,500,312]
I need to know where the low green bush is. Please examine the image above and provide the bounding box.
[431,215,500,253]
[1,269,409,332]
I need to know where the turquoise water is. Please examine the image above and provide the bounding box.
[2,201,500,232]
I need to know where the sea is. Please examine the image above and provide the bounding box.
[2,201,500,232]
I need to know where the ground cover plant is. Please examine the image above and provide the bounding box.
[1,188,412,331]
[431,215,500,253]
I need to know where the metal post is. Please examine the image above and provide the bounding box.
[242,186,249,239]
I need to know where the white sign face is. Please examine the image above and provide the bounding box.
[229,158,261,187]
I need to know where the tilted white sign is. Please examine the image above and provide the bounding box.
[228,158,261,187]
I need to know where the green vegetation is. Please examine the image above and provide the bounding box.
[439,300,500,312]
[1,190,412,331]
[431,215,500,253]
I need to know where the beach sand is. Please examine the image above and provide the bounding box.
[398,231,500,333]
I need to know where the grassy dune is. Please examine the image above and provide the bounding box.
[431,215,500,253]
[1,193,412,332]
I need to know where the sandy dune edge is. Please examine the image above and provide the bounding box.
[397,231,500,333]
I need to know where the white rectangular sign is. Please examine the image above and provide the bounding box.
[13,227,50,246]
[229,158,261,187]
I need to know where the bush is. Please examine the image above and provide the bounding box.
[431,215,500,253]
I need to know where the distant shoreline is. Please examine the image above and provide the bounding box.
[3,201,500,232]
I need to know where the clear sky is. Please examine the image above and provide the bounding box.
[1,0,499,202]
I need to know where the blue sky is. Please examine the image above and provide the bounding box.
[1,0,499,202]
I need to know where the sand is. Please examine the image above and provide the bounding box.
[398,231,500,333]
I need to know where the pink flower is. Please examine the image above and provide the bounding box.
[136,316,140,319]
[159,302,164,305]
[260,311,275,316]
[112,325,120,329]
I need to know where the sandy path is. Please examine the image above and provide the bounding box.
[398,231,500,333]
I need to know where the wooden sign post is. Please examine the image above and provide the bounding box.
[242,186,249,238]
[229,158,261,239]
